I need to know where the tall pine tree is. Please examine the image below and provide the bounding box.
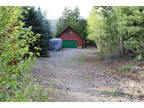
[22,6,50,57]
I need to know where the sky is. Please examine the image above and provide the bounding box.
[40,0,94,19]
[0,0,144,19]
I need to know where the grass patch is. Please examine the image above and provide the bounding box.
[71,56,85,63]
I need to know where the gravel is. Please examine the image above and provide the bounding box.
[32,48,144,102]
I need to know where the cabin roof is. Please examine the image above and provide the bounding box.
[56,26,86,40]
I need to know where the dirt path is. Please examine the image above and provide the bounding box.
[32,48,144,102]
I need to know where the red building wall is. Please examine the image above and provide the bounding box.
[58,29,83,46]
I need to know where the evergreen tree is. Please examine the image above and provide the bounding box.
[56,7,87,40]
[22,7,50,57]
[114,7,144,58]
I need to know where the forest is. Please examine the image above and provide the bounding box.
[0,6,144,102]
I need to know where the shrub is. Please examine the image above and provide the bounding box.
[0,6,53,102]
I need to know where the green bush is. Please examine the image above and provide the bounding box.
[0,6,53,102]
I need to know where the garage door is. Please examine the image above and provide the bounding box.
[63,40,77,48]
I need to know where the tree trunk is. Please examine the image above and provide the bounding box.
[119,37,125,57]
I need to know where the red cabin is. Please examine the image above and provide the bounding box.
[57,27,85,48]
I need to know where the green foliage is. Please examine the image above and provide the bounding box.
[56,7,88,40]
[22,7,50,57]
[87,6,144,59]
[87,6,119,58]
[136,55,143,61]
[114,7,144,58]
[0,6,52,102]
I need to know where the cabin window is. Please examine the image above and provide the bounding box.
[67,31,72,35]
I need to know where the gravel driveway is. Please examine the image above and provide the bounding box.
[32,48,144,102]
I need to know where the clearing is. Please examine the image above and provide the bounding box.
[32,48,144,102]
